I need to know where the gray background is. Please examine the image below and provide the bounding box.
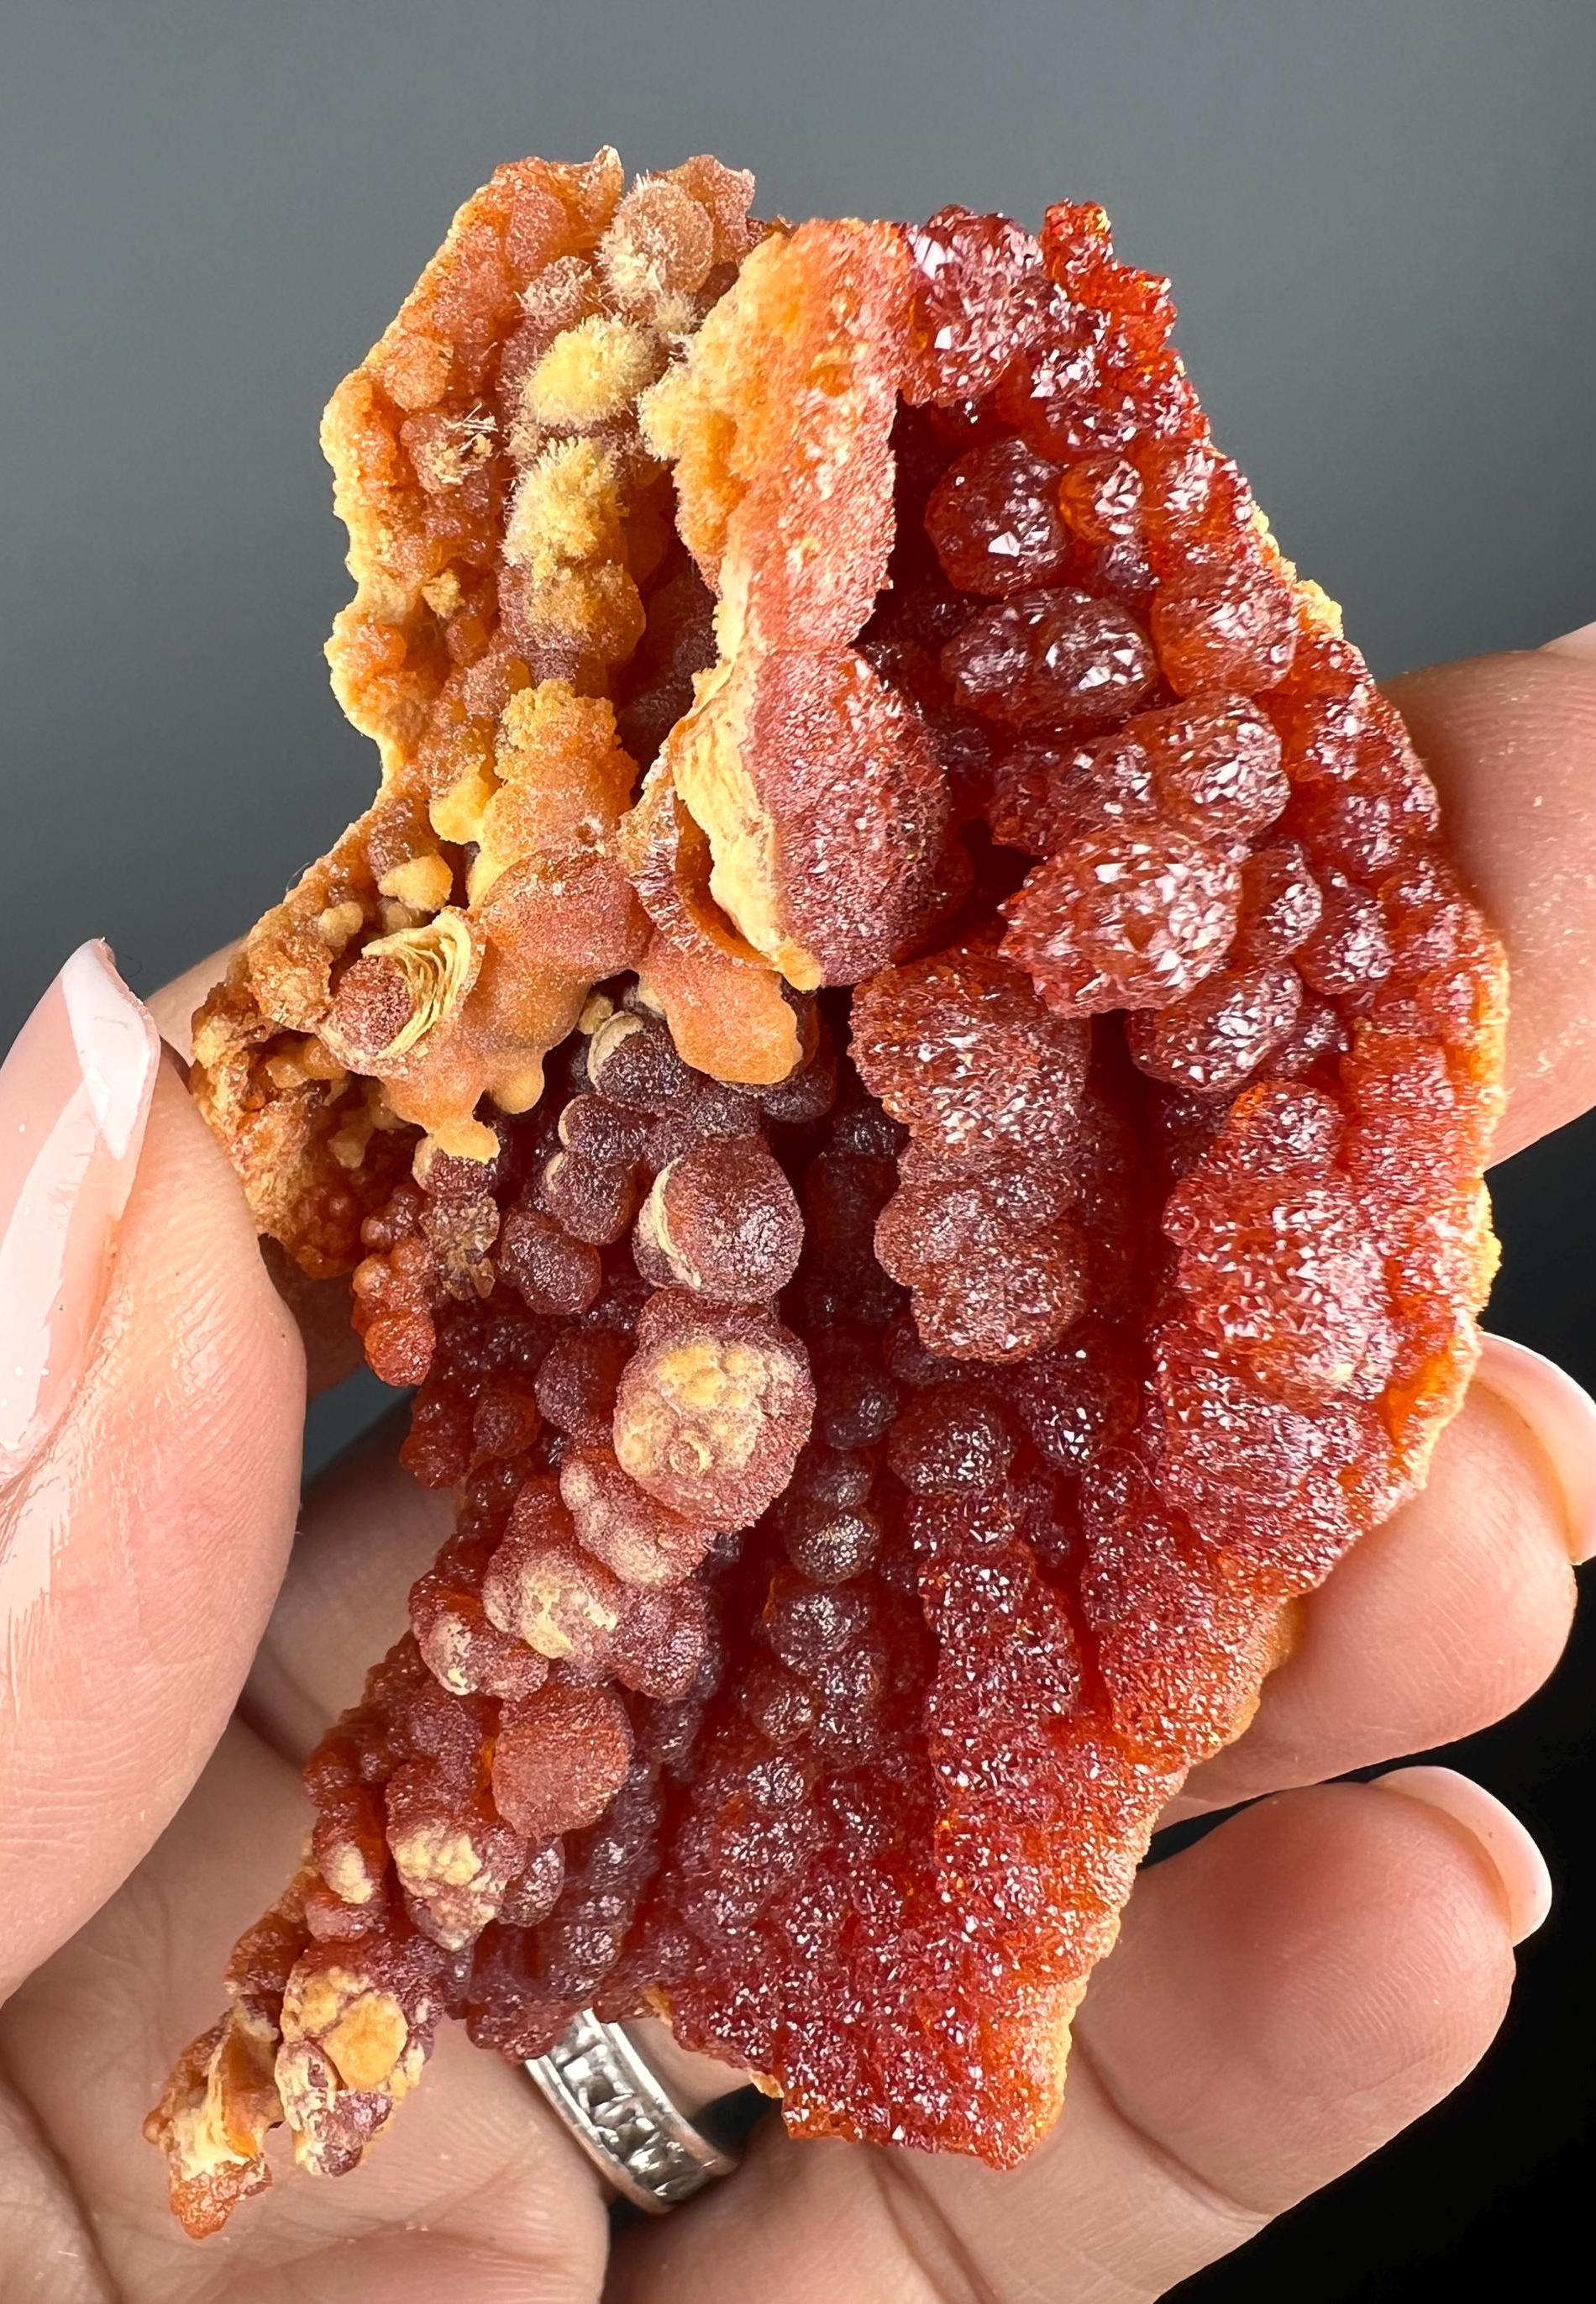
[3,4,1593,2296]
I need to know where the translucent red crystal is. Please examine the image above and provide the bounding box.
[941,585,1160,729]
[1003,825,1244,1015]
[925,438,1074,595]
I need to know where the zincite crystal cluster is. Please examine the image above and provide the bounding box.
[148,150,1505,2235]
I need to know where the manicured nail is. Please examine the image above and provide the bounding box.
[0,942,160,1486]
[1474,1332,1596,1565]
[1375,1766,1552,1944]
[1543,618,1596,662]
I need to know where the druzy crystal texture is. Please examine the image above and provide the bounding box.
[150,151,1504,2234]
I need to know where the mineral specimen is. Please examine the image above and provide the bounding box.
[150,151,1504,2235]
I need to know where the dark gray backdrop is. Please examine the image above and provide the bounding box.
[3,5,1592,2297]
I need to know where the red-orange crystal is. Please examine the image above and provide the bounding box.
[150,160,1504,2233]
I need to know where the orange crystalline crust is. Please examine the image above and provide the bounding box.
[153,152,1505,2235]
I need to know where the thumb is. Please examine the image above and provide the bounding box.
[0,942,304,1995]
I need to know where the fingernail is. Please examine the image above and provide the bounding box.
[1543,618,1596,662]
[1375,1766,1552,1944]
[1474,1332,1596,1565]
[0,942,160,1486]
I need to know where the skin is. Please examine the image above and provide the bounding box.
[0,643,1591,2302]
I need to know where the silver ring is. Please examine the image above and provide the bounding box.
[524,2009,740,2212]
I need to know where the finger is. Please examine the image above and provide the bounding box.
[1386,644,1596,1161]
[0,1721,606,2302]
[1164,1336,1584,1821]
[0,944,303,1994]
[609,1774,1537,2304]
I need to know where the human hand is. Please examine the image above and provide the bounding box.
[0,633,1592,2302]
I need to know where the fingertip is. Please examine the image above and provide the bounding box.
[0,1058,305,1987]
[1373,1766,1552,1946]
[1474,1332,1596,1565]
[116,1056,307,1414]
[1048,1777,1522,2240]
[21,1048,307,1633]
[1386,648,1596,1159]
[0,940,161,1486]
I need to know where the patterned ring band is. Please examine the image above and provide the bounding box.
[524,2009,741,2212]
